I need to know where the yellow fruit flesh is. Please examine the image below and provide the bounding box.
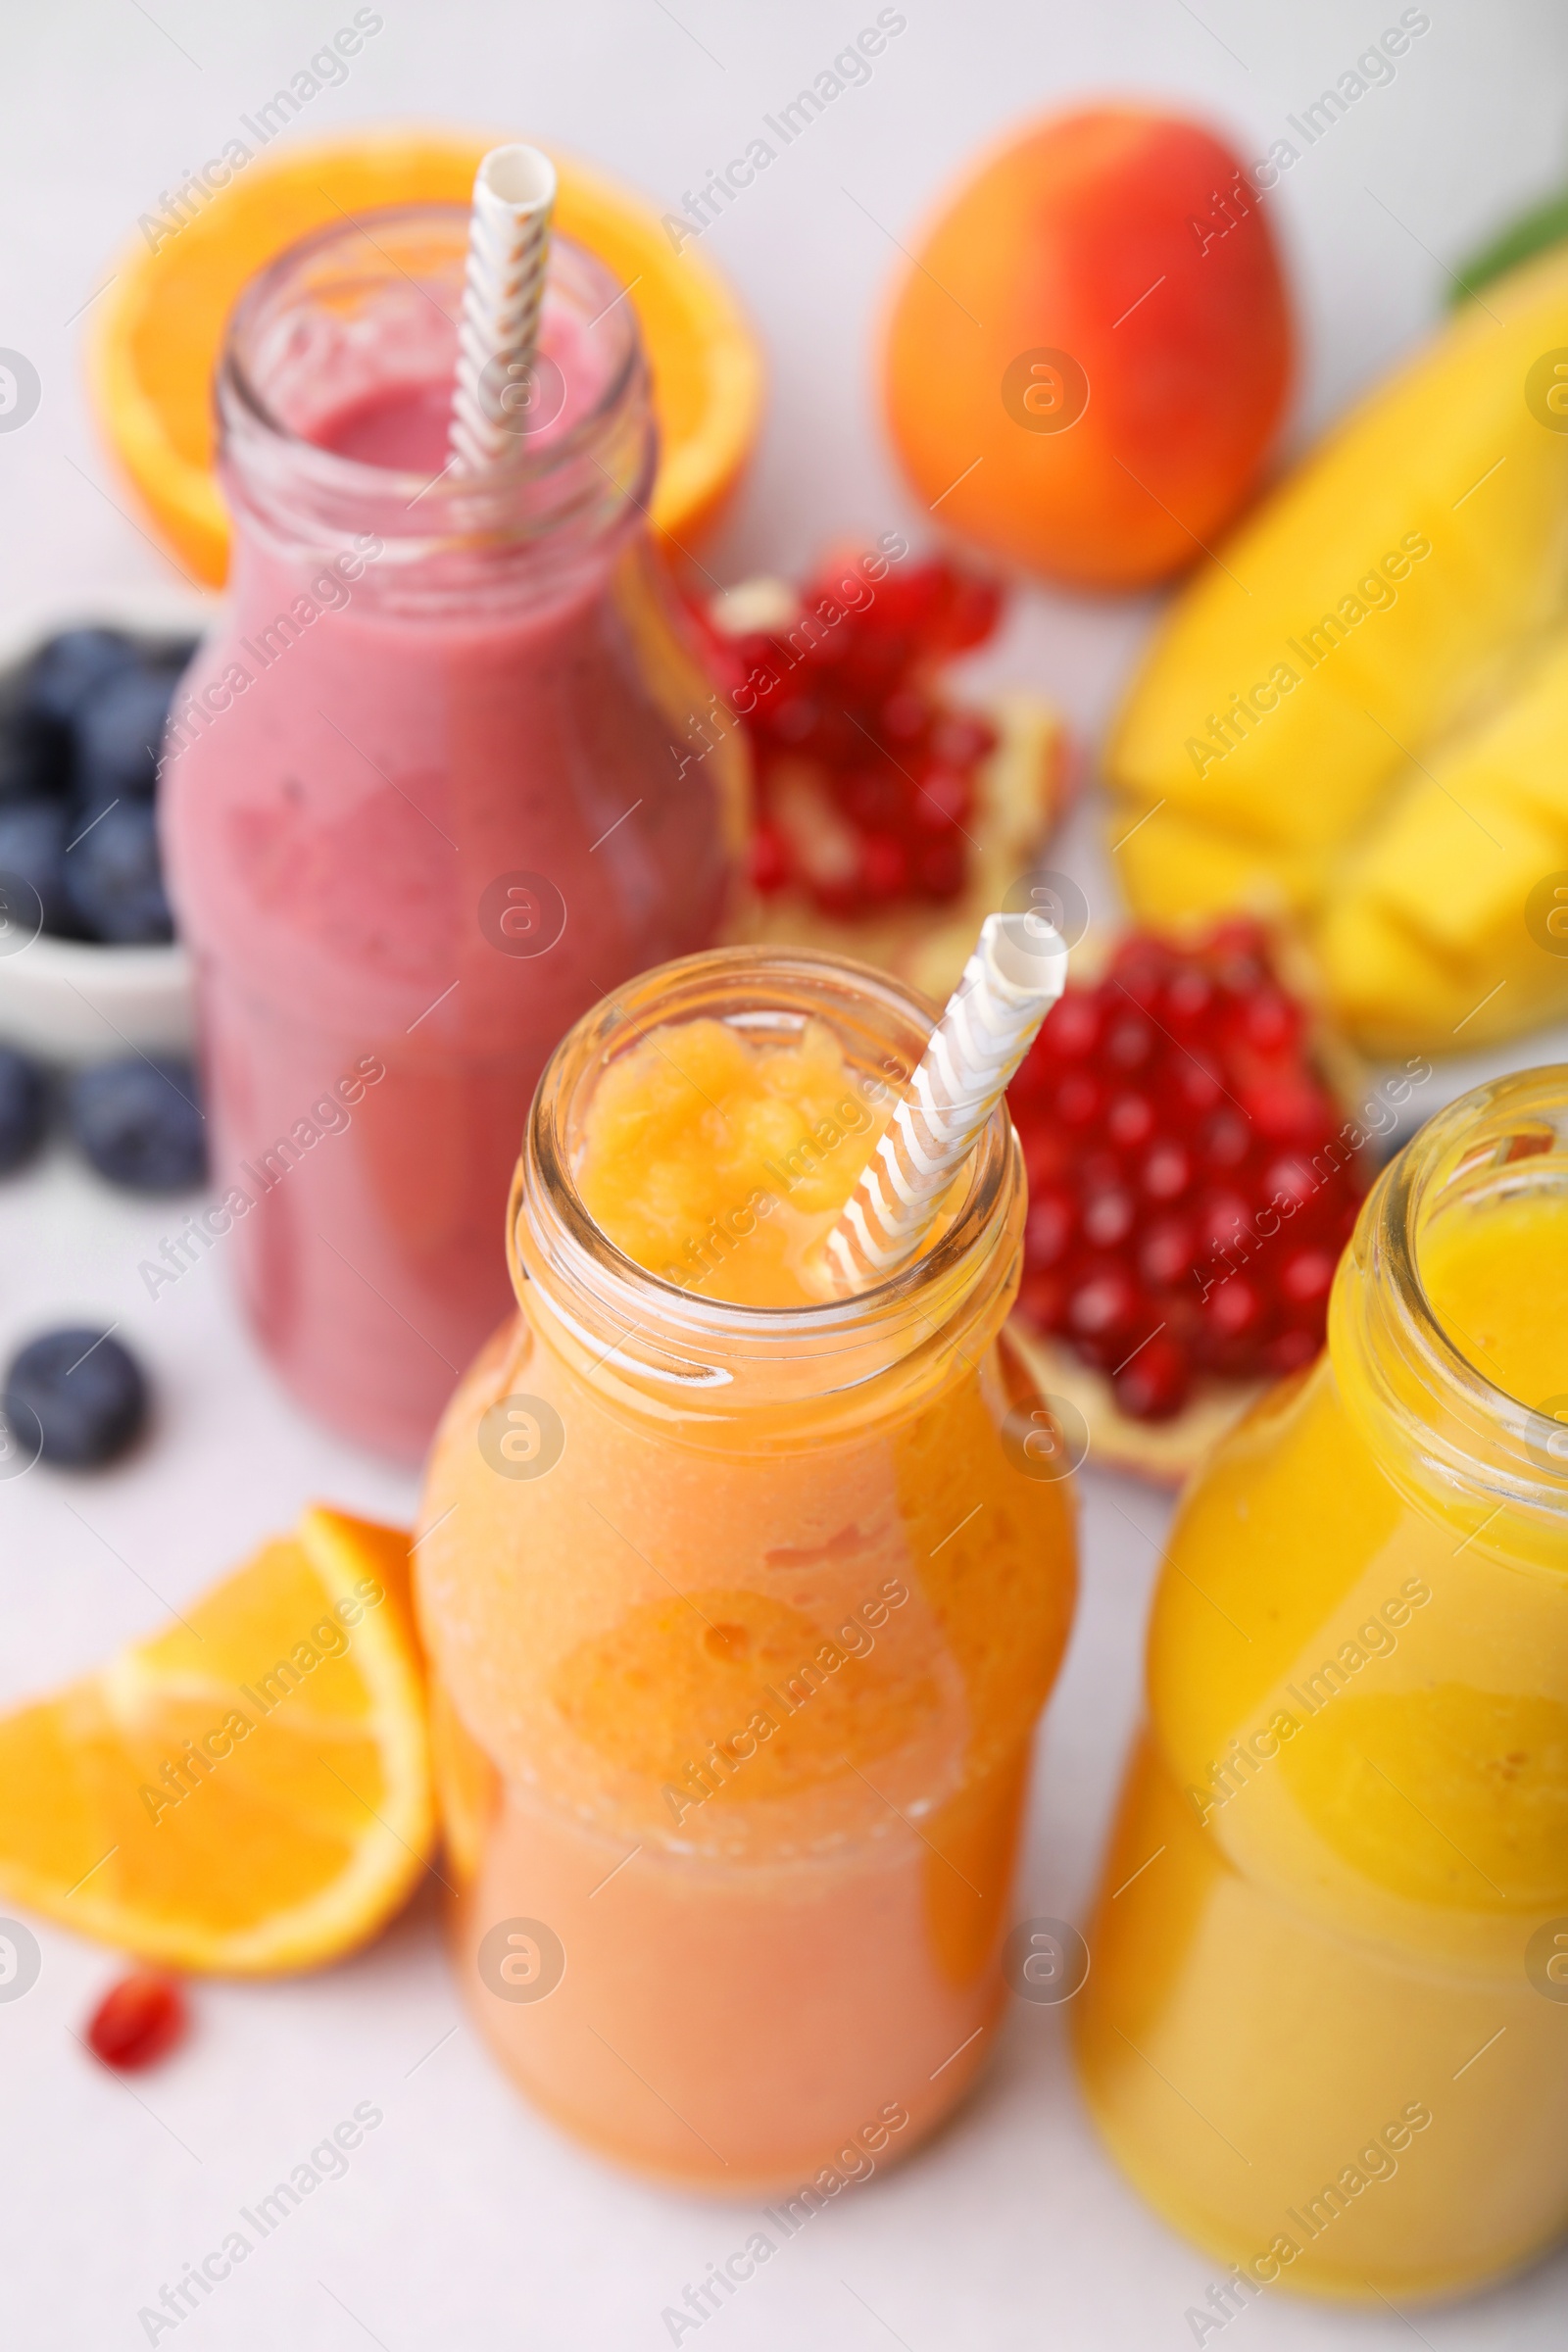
[0,1508,431,1972]
[1108,245,1568,1054]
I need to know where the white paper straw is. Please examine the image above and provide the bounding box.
[824,911,1068,1295]
[449,143,557,473]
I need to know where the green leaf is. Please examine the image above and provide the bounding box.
[1449,188,1568,307]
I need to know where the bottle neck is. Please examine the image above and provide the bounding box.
[509,948,1026,1442]
[216,207,653,617]
[1331,1065,1568,1566]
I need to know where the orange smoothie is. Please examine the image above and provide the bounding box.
[1075,1070,1568,2300]
[415,949,1077,2191]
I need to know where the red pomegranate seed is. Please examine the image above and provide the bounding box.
[1113,1332,1192,1421]
[1107,1092,1156,1151]
[1105,1013,1155,1071]
[86,1972,187,2071]
[1171,1058,1225,1115]
[1164,968,1216,1027]
[1044,995,1101,1060]
[1244,1078,1329,1146]
[914,768,968,829]
[1202,1275,1266,1343]
[1201,1110,1252,1172]
[1281,1247,1337,1306]
[1260,1154,1320,1213]
[1066,1264,1141,1342]
[1082,1185,1137,1250]
[1139,1214,1198,1289]
[1140,1139,1192,1201]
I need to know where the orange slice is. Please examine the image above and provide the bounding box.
[0,1507,431,1973]
[88,124,763,584]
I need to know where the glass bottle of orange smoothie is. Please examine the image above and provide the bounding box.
[414,945,1077,2191]
[1075,1067,1568,2301]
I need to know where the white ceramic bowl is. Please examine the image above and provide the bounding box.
[0,585,219,1064]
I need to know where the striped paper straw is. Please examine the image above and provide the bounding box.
[824,911,1068,1295]
[449,143,557,473]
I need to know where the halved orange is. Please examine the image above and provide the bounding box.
[88,123,763,584]
[0,1506,431,1973]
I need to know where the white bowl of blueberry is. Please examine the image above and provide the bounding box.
[0,598,213,1062]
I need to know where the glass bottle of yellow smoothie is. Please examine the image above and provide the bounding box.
[1075,1067,1568,2301]
[414,946,1077,2191]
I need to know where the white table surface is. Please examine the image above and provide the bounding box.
[3,3,1567,2345]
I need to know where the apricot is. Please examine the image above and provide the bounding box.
[882,109,1294,590]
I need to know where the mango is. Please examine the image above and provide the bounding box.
[1106,243,1568,1054]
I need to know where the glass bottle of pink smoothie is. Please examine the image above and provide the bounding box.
[161,207,745,1458]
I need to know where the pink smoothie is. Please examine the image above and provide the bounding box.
[162,263,740,1458]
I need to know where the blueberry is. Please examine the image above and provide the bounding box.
[0,799,76,936]
[73,665,177,804]
[67,1057,206,1192]
[0,688,67,803]
[0,1048,46,1173]
[23,629,139,731]
[62,799,172,944]
[1,1327,148,1468]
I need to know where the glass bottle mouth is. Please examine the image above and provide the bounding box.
[512,946,1022,1404]
[1338,1063,1568,1531]
[218,203,649,564]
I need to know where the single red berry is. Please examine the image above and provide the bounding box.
[1200,1109,1252,1173]
[913,767,968,829]
[1104,1011,1155,1071]
[1139,1214,1198,1290]
[1259,1154,1320,1215]
[1163,967,1217,1028]
[1066,1263,1142,1347]
[1113,1332,1193,1422]
[1106,1092,1156,1151]
[1082,1184,1136,1250]
[86,1972,187,2071]
[1280,1247,1338,1307]
[1140,1138,1193,1201]
[1044,993,1101,1060]
[1206,1275,1265,1338]
[1170,1057,1225,1116]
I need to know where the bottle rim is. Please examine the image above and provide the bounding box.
[217,202,647,555]
[1342,1061,1568,1527]
[512,944,1021,1387]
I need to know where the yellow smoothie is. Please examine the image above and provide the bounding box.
[1074,1075,1568,2301]
[415,953,1078,2191]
